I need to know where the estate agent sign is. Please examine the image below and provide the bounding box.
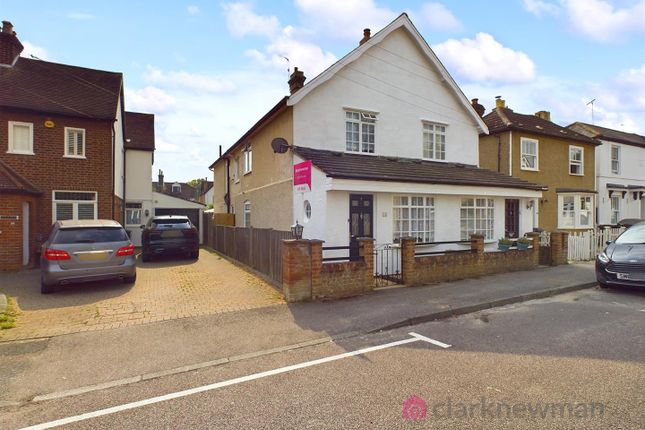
[293,160,312,193]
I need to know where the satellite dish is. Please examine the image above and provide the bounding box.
[271,137,290,154]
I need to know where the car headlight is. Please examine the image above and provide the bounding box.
[598,251,610,264]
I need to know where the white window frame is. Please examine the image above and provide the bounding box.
[64,127,86,158]
[233,157,240,183]
[569,145,584,176]
[460,198,495,240]
[422,122,447,161]
[520,138,539,171]
[557,194,594,229]
[244,147,252,174]
[610,195,621,225]
[243,200,251,227]
[52,190,98,223]
[345,109,376,154]
[7,121,34,155]
[610,145,620,175]
[125,202,143,226]
[393,196,435,243]
[171,183,181,193]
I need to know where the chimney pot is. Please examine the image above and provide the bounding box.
[2,21,14,34]
[359,28,371,45]
[288,67,306,95]
[495,96,506,109]
[535,110,551,122]
[471,98,485,117]
[0,20,23,67]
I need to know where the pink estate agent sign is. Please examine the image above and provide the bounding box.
[293,160,312,193]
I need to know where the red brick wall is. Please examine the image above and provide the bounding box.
[0,193,39,270]
[0,110,115,247]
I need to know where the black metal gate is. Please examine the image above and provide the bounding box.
[374,243,402,287]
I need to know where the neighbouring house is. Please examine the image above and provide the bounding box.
[567,122,645,225]
[479,98,599,234]
[152,170,206,243]
[210,14,545,251]
[196,179,213,207]
[0,20,127,270]
[124,112,155,246]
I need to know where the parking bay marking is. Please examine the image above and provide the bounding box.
[21,332,450,430]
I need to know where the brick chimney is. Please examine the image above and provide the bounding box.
[535,110,551,122]
[0,21,24,67]
[288,67,306,94]
[359,28,371,45]
[494,96,506,109]
[471,98,485,117]
[158,169,164,192]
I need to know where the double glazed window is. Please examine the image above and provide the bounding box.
[65,127,85,158]
[243,201,251,227]
[422,123,446,160]
[8,121,34,155]
[460,198,495,240]
[52,191,97,222]
[345,110,376,153]
[393,196,435,243]
[125,202,142,225]
[611,145,620,174]
[558,194,593,229]
[520,138,538,170]
[244,147,252,174]
[610,195,621,225]
[569,146,584,175]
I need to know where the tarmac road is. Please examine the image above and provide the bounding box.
[2,286,644,429]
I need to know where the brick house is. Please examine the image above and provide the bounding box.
[479,98,600,233]
[0,20,149,269]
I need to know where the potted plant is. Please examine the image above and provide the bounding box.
[517,236,531,251]
[498,237,513,251]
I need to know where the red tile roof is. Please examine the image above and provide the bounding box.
[483,108,599,145]
[125,112,155,151]
[0,57,122,120]
[0,159,41,195]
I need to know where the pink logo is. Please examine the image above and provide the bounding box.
[402,395,427,421]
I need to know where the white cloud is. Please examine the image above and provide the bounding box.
[66,12,94,20]
[418,3,463,31]
[187,5,200,15]
[143,66,237,94]
[222,2,280,38]
[433,33,536,84]
[522,0,559,16]
[124,86,176,113]
[562,0,645,42]
[20,41,49,60]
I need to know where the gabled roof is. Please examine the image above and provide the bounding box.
[0,159,41,195]
[567,122,645,148]
[286,13,489,134]
[0,57,122,120]
[293,146,546,191]
[483,107,599,145]
[125,112,155,151]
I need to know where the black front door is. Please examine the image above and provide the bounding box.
[505,199,520,238]
[349,194,373,259]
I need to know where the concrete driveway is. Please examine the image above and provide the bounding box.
[0,249,284,341]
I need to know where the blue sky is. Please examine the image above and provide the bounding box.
[4,0,645,181]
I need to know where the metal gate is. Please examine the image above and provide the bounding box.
[374,243,402,287]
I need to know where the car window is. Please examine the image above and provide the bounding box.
[615,225,645,245]
[151,219,191,228]
[53,227,128,244]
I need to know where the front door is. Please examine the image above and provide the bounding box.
[505,199,520,238]
[349,194,373,259]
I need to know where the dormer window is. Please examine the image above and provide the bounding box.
[172,183,181,193]
[345,110,376,154]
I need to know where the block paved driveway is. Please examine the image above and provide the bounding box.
[0,249,284,341]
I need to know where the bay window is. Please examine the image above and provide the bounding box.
[558,194,594,229]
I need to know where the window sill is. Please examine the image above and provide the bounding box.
[422,157,446,162]
[345,150,377,156]
[64,155,86,159]
[520,167,539,172]
[6,150,34,156]
[244,170,252,175]
[569,173,584,176]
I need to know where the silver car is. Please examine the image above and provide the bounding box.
[40,220,137,294]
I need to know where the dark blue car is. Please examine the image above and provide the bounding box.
[596,222,645,289]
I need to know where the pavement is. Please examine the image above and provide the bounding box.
[0,263,597,407]
[3,286,644,429]
[0,249,284,341]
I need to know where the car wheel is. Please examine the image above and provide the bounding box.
[191,250,199,260]
[41,279,55,294]
[123,274,137,284]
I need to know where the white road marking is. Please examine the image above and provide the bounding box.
[20,332,450,430]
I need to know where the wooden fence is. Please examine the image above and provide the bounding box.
[206,223,293,285]
[568,227,624,261]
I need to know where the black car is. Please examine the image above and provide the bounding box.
[596,221,645,288]
[141,216,199,262]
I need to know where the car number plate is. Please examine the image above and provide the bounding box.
[77,252,109,261]
[617,273,630,280]
[161,230,183,238]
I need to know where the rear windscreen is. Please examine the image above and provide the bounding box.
[54,227,128,244]
[151,219,191,228]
